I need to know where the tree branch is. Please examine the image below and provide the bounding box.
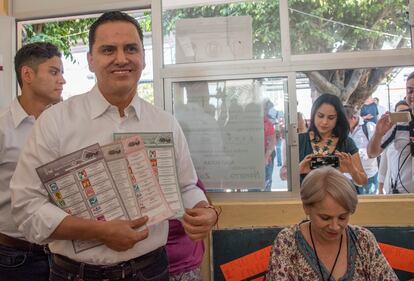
[367,67,394,92]
[343,69,365,102]
[306,71,340,96]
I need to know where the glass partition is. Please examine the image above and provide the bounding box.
[172,77,289,192]
[163,0,281,64]
[297,66,414,195]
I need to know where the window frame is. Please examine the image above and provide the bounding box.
[160,0,414,200]
[164,73,301,200]
[9,0,414,200]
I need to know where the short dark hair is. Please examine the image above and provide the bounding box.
[308,93,350,145]
[407,71,414,82]
[14,42,61,87]
[394,100,409,112]
[88,11,144,52]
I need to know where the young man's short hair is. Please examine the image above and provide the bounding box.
[14,42,61,87]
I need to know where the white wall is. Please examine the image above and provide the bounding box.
[11,0,151,19]
[0,16,16,110]
[11,0,245,19]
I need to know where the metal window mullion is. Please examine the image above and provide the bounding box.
[163,78,173,114]
[151,0,165,110]
[286,72,300,195]
[160,49,414,80]
[279,0,291,62]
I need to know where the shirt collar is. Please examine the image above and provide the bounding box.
[128,93,141,120]
[10,97,33,128]
[88,84,141,120]
[89,85,112,119]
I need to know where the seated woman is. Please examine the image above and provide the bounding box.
[299,94,367,185]
[266,167,397,280]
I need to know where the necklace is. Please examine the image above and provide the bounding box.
[309,222,343,281]
[311,134,335,155]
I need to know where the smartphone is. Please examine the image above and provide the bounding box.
[390,111,411,123]
[310,155,339,169]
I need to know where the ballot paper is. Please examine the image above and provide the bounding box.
[114,132,184,218]
[101,142,142,220]
[119,134,174,225]
[36,143,128,253]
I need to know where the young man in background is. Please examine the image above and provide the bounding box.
[0,42,65,281]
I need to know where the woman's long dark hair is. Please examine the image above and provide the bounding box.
[308,93,350,146]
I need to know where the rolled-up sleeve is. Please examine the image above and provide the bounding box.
[10,109,69,244]
[172,118,207,209]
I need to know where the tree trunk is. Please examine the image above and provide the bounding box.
[305,67,394,109]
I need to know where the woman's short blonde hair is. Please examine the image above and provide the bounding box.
[300,166,358,213]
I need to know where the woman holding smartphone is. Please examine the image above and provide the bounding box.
[299,94,367,185]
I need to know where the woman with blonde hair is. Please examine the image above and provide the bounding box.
[266,167,397,280]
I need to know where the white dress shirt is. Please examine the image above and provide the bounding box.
[349,119,378,178]
[380,118,414,193]
[0,98,35,239]
[10,85,206,265]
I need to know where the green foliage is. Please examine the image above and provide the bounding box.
[288,0,409,54]
[140,12,152,33]
[23,18,96,62]
[138,82,154,104]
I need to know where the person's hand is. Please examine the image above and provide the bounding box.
[299,154,313,174]
[98,216,149,251]
[265,152,271,165]
[335,152,353,174]
[182,207,217,240]
[279,165,287,181]
[363,113,373,120]
[375,112,393,137]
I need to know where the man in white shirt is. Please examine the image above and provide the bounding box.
[368,71,414,194]
[378,100,410,194]
[344,105,378,194]
[11,11,217,281]
[0,42,65,281]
